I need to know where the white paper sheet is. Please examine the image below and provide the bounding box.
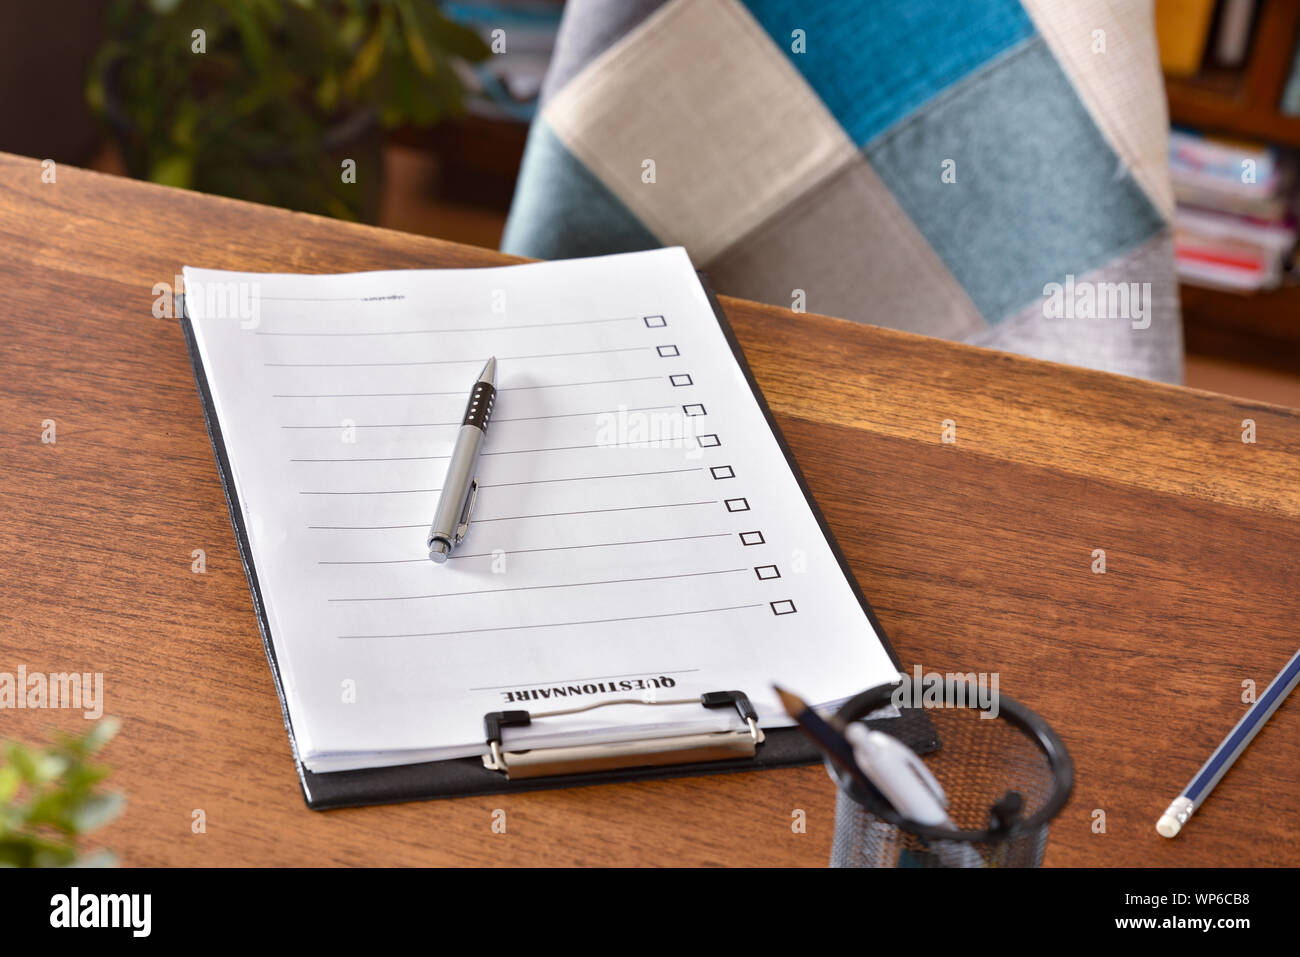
[184,248,898,771]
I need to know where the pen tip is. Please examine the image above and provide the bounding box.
[479,356,497,384]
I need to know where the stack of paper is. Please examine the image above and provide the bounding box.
[183,248,898,773]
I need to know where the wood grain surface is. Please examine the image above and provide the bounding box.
[1,153,1297,867]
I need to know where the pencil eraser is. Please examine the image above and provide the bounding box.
[1156,814,1181,838]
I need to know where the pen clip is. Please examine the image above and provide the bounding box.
[454,478,479,545]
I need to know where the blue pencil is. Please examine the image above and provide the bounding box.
[1157,646,1300,838]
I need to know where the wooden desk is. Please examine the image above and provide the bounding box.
[2,153,1297,866]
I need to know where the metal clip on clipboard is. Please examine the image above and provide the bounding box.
[482,690,765,780]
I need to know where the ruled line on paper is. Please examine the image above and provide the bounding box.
[265,346,652,368]
[306,500,720,530]
[330,567,749,603]
[274,376,662,401]
[315,532,732,564]
[298,467,703,495]
[479,467,703,489]
[286,407,678,460]
[257,316,639,336]
[479,440,702,457]
[458,500,720,523]
[337,603,764,639]
[289,440,700,462]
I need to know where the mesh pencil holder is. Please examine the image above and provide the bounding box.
[828,677,1073,868]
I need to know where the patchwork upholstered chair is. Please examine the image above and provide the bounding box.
[502,0,1182,383]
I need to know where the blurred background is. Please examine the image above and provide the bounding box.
[1,0,1297,403]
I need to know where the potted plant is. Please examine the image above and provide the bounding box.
[87,0,490,221]
[0,719,123,867]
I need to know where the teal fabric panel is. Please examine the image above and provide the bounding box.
[501,119,661,260]
[743,0,1035,146]
[865,37,1167,323]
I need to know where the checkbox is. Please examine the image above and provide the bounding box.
[657,344,679,357]
[670,374,693,387]
[739,530,765,546]
[644,315,666,327]
[710,465,735,480]
[697,433,720,448]
[724,497,750,512]
[754,565,781,580]
[770,600,797,615]
[683,403,706,416]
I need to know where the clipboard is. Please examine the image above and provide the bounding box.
[178,277,929,810]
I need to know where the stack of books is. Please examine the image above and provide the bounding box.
[1169,129,1298,291]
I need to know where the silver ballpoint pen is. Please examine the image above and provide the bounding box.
[427,357,496,563]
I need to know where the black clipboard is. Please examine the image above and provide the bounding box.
[178,274,927,810]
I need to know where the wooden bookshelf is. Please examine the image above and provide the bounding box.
[1181,283,1300,372]
[1166,1,1300,144]
[1164,0,1300,374]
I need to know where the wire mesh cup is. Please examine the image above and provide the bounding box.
[828,676,1073,868]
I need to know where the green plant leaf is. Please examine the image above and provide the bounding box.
[316,70,340,112]
[0,766,20,804]
[396,0,435,75]
[0,721,123,866]
[5,743,38,782]
[150,154,194,188]
[82,716,121,754]
[70,849,120,868]
[70,793,126,833]
[344,7,391,96]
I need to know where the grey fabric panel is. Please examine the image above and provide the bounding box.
[538,0,671,107]
[968,230,1183,384]
[705,158,986,340]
